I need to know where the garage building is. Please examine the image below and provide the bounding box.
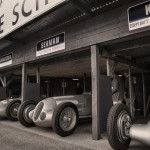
[0,0,150,141]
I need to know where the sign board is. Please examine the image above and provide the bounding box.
[0,53,12,67]
[36,32,65,57]
[0,0,66,39]
[128,0,150,31]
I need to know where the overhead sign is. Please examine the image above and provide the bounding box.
[128,0,150,31]
[0,53,12,67]
[36,32,65,57]
[0,0,66,39]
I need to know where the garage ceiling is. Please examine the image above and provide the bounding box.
[5,56,135,78]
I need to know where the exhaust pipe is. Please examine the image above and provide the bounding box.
[130,121,150,145]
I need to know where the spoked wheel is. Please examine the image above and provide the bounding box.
[107,103,132,150]
[52,102,79,137]
[17,100,37,127]
[6,100,21,121]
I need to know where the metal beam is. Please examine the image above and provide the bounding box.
[91,45,101,140]
[109,37,150,54]
[69,0,93,17]
[102,49,150,71]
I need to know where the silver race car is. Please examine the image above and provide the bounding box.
[0,98,21,121]
[17,93,92,136]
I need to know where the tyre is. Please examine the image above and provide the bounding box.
[6,100,21,121]
[107,103,132,150]
[17,100,37,127]
[52,102,79,137]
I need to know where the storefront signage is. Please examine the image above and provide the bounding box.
[128,1,150,31]
[0,0,66,39]
[0,53,12,67]
[36,32,65,57]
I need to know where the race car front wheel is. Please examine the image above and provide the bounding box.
[6,100,21,121]
[18,100,37,127]
[107,103,132,150]
[52,102,79,137]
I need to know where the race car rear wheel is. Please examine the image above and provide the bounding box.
[18,100,37,127]
[52,102,79,137]
[107,103,132,150]
[6,100,21,121]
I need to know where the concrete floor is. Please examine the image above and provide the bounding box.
[0,117,150,150]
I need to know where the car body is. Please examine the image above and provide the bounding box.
[18,93,92,136]
[0,99,13,118]
[0,98,21,120]
[29,93,92,127]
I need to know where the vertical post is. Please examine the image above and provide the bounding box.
[21,63,27,102]
[106,59,110,76]
[62,79,65,96]
[47,80,50,97]
[0,76,4,86]
[84,73,86,92]
[91,45,101,140]
[129,66,133,117]
[142,70,146,118]
[36,66,40,84]
[3,75,6,87]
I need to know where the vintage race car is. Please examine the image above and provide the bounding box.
[0,98,21,121]
[18,93,92,136]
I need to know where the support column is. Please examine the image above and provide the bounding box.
[62,79,65,96]
[21,63,27,102]
[142,70,146,118]
[106,59,110,76]
[91,45,101,140]
[84,73,86,92]
[3,75,6,87]
[36,66,40,84]
[47,80,50,97]
[129,66,133,118]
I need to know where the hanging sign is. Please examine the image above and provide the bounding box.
[128,1,150,31]
[36,32,65,57]
[0,53,12,67]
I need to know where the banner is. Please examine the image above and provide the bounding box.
[0,0,66,39]
[0,53,12,67]
[128,1,150,31]
[36,32,65,57]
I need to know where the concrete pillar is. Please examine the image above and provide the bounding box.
[129,66,133,118]
[84,73,86,92]
[142,70,146,118]
[91,45,101,140]
[106,59,110,76]
[21,63,27,102]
